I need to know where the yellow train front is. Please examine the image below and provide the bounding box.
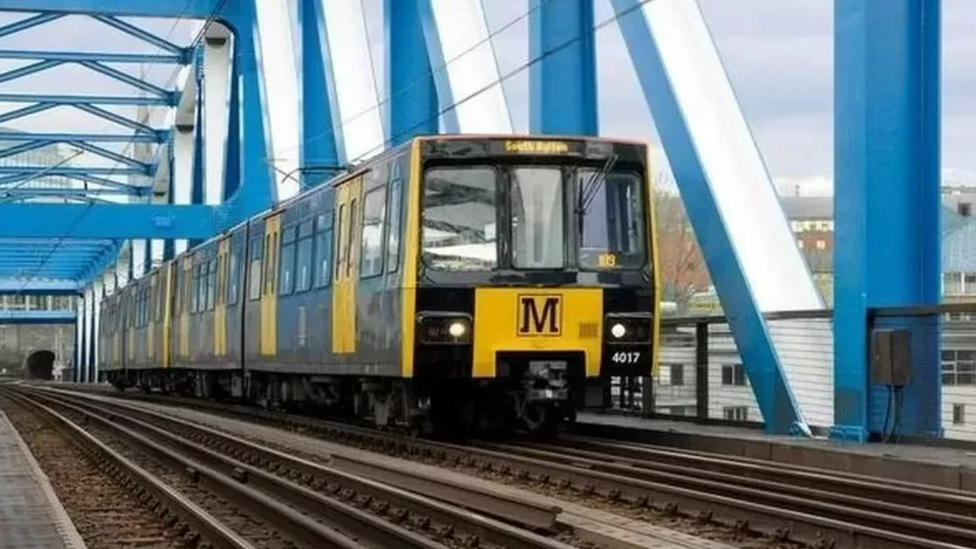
[399,136,660,433]
[98,134,659,436]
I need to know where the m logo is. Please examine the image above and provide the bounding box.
[518,294,561,336]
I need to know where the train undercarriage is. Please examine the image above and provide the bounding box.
[105,365,588,438]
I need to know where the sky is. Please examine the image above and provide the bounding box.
[0,0,973,200]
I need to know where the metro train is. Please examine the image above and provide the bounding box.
[98,134,660,435]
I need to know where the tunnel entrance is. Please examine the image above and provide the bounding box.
[24,350,56,381]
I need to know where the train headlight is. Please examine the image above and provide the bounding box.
[448,321,467,338]
[417,312,472,344]
[605,313,652,344]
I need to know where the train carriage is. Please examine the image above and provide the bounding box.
[100,134,660,436]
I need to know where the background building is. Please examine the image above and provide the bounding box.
[648,185,976,440]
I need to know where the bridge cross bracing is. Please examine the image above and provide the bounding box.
[0,0,941,442]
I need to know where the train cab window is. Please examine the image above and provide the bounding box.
[386,179,402,273]
[296,220,313,292]
[279,226,296,296]
[511,167,564,269]
[228,249,239,305]
[248,239,263,301]
[314,214,332,288]
[360,187,386,278]
[576,170,646,269]
[422,166,497,271]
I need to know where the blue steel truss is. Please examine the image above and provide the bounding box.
[0,0,275,291]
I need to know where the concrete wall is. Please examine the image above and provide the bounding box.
[0,324,74,380]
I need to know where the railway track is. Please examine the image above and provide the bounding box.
[7,384,585,549]
[33,383,976,549]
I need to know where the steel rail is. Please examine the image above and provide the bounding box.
[26,386,573,549]
[40,383,974,549]
[0,388,258,549]
[14,388,403,549]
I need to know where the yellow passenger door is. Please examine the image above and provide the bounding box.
[261,214,281,355]
[215,237,229,357]
[332,176,362,354]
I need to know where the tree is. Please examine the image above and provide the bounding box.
[651,172,709,315]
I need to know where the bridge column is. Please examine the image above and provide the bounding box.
[90,279,103,383]
[529,0,597,135]
[833,0,941,440]
[386,0,439,145]
[73,295,83,382]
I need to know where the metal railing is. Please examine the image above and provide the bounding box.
[605,302,976,445]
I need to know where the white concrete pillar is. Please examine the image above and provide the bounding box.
[204,25,233,204]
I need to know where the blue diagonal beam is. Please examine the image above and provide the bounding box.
[0,203,219,238]
[89,15,184,54]
[0,131,166,144]
[0,13,64,39]
[0,50,184,64]
[0,59,62,85]
[0,93,176,106]
[0,103,57,125]
[611,0,816,435]
[69,141,149,169]
[73,103,158,135]
[78,61,172,99]
[0,140,51,161]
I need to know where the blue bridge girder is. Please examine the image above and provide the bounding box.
[0,203,220,239]
[0,310,77,325]
[0,93,177,106]
[0,278,80,295]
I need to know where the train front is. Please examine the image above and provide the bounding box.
[409,136,659,431]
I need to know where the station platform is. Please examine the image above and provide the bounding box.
[576,412,976,491]
[0,409,85,549]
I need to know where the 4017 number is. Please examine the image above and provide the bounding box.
[611,351,641,364]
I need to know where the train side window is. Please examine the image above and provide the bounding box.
[174,270,182,316]
[207,259,217,311]
[198,262,208,313]
[314,214,332,288]
[346,198,358,278]
[279,226,296,296]
[386,179,402,273]
[360,187,386,279]
[335,205,346,280]
[156,277,164,321]
[248,239,263,301]
[190,265,200,314]
[296,220,313,292]
[228,249,239,305]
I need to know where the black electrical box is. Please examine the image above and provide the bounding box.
[871,329,911,386]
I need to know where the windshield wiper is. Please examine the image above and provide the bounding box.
[576,154,618,229]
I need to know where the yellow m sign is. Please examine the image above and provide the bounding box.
[517,294,562,336]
